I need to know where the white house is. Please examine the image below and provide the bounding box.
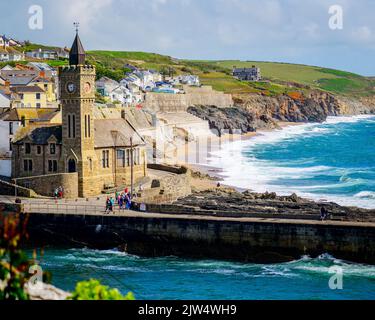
[110,86,134,104]
[0,90,11,111]
[178,74,200,86]
[96,76,120,96]
[0,110,21,177]
[25,48,58,60]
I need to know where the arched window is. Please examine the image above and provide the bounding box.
[68,159,76,173]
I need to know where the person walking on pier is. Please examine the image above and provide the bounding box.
[320,206,328,221]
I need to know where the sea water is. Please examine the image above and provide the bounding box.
[37,248,375,300]
[209,115,375,209]
[35,116,375,300]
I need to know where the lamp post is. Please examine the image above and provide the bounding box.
[111,130,119,187]
[130,137,134,199]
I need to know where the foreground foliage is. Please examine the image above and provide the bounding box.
[69,279,135,300]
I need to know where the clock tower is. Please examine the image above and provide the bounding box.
[59,28,97,196]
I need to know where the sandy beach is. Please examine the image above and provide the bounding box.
[160,121,305,191]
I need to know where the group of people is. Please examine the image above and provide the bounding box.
[53,186,64,199]
[105,188,133,214]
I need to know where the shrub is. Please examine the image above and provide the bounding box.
[69,279,135,301]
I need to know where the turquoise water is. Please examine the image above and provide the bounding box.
[36,116,375,300]
[210,116,375,209]
[37,248,375,300]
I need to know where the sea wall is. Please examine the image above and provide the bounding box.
[25,212,375,264]
[144,86,233,112]
[15,173,79,199]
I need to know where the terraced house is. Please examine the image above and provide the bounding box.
[11,32,147,198]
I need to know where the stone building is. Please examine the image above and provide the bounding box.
[11,32,147,198]
[233,66,261,81]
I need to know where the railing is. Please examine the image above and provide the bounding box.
[23,201,112,216]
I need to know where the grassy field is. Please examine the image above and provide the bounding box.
[9,44,375,97]
[206,60,375,97]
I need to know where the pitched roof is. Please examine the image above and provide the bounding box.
[69,33,85,65]
[10,86,45,93]
[0,108,60,122]
[13,125,62,145]
[94,119,145,148]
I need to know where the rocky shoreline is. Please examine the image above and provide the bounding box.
[172,187,375,223]
[187,91,375,135]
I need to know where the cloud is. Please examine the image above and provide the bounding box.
[1,0,375,75]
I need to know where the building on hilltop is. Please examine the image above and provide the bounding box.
[11,31,147,198]
[232,66,261,81]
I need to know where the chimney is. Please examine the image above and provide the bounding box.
[39,70,46,78]
[4,81,11,94]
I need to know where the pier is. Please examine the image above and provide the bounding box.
[1,196,374,265]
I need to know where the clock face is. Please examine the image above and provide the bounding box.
[84,82,92,94]
[67,82,76,93]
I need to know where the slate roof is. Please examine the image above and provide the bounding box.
[13,125,62,145]
[0,108,60,122]
[94,119,145,148]
[69,33,86,65]
[11,86,45,93]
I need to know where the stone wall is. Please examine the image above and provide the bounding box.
[139,168,191,204]
[144,86,233,112]
[26,212,375,264]
[0,179,37,197]
[15,172,79,199]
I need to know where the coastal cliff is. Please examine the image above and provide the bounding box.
[187,91,375,135]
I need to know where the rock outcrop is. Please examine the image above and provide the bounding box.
[187,105,277,136]
[174,189,375,222]
[187,91,375,135]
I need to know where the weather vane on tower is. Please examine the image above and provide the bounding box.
[74,22,80,34]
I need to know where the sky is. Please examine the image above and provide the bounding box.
[1,0,375,76]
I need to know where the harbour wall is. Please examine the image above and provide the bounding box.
[144,86,233,112]
[24,212,375,264]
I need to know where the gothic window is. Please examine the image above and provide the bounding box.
[48,160,58,172]
[24,159,33,172]
[117,149,125,167]
[88,115,91,138]
[68,159,76,173]
[68,114,76,139]
[102,150,110,168]
[9,122,13,135]
[84,115,87,138]
[68,115,71,138]
[25,143,31,154]
[37,146,42,155]
[72,114,76,138]
[126,149,130,167]
[50,143,56,155]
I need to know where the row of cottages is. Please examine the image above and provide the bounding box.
[0,35,24,62]
[0,108,61,177]
[0,63,57,109]
[25,47,70,60]
[96,76,143,105]
[10,31,148,198]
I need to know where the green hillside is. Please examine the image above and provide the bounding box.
[10,43,374,97]
[207,60,375,97]
[85,51,375,97]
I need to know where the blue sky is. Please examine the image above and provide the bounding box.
[1,0,375,75]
